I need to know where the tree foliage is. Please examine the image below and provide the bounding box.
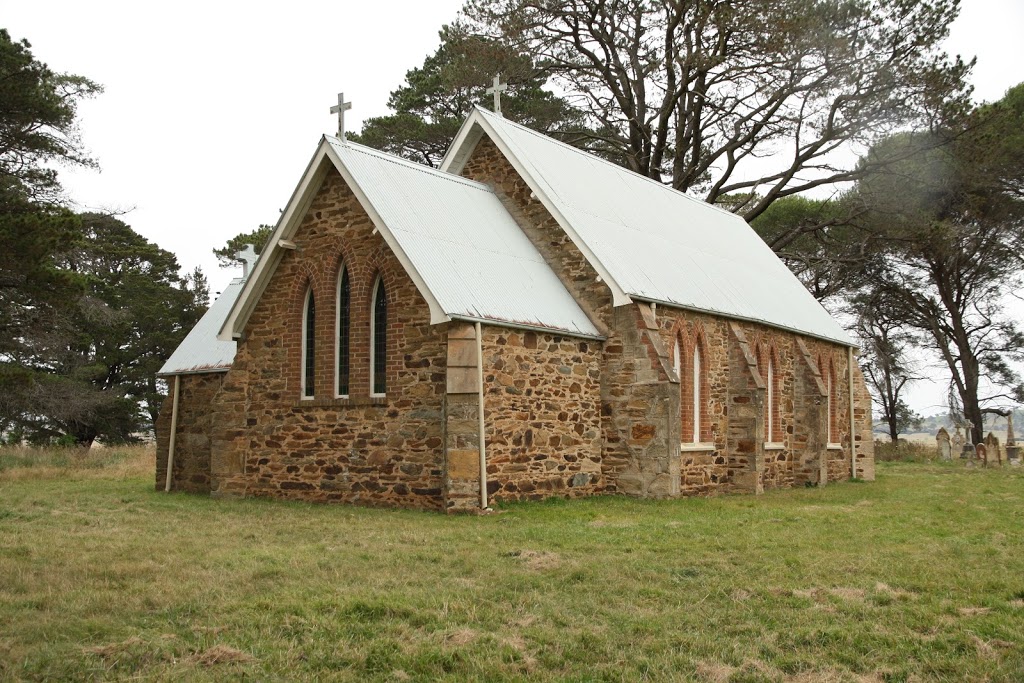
[2,214,208,446]
[0,29,101,202]
[852,84,1024,443]
[853,291,923,442]
[751,194,880,302]
[464,0,972,222]
[213,224,274,268]
[351,24,585,168]
[0,32,204,446]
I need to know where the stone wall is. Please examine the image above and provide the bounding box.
[443,323,605,512]
[458,129,875,500]
[154,372,224,493]
[653,307,875,495]
[208,169,448,510]
[482,326,605,503]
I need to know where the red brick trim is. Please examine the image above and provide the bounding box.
[757,342,784,442]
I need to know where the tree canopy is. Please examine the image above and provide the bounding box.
[0,31,204,446]
[2,213,208,446]
[351,24,586,168]
[464,0,973,222]
[0,29,101,202]
[850,84,1024,442]
[213,224,274,269]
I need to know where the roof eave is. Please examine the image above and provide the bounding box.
[631,295,858,349]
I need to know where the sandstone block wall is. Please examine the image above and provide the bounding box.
[208,169,447,510]
[481,326,605,503]
[458,129,874,500]
[154,372,224,493]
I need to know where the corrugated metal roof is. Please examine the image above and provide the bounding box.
[468,107,854,346]
[158,279,243,376]
[326,138,601,338]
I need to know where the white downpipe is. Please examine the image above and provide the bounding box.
[848,347,857,479]
[164,374,181,493]
[475,322,488,510]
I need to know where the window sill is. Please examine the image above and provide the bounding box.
[680,442,716,452]
[293,396,387,408]
[763,442,786,451]
[826,443,843,450]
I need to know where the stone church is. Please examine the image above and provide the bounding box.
[156,104,875,512]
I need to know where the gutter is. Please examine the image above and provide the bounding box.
[450,315,605,342]
[475,322,489,511]
[849,347,857,479]
[630,295,857,350]
[164,375,181,493]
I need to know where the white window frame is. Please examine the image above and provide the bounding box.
[334,266,349,399]
[763,355,784,449]
[369,276,386,398]
[300,287,314,400]
[692,344,702,444]
[826,364,842,449]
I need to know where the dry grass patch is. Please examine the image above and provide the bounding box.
[959,606,993,616]
[190,644,254,667]
[508,549,561,570]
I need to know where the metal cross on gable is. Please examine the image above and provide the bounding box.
[486,75,508,116]
[330,92,353,140]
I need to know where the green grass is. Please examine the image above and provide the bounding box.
[1,449,1023,682]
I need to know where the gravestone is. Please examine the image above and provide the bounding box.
[975,443,986,463]
[936,427,951,461]
[952,427,965,458]
[961,423,976,459]
[984,432,1002,466]
[1006,413,1020,464]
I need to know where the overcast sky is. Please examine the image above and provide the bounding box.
[4,0,1023,417]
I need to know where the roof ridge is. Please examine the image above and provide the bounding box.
[327,136,494,193]
[473,106,744,222]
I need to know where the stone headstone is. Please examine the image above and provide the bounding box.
[975,443,986,463]
[936,427,951,461]
[984,432,1002,466]
[952,427,965,458]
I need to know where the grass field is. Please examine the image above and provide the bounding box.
[1,447,1023,682]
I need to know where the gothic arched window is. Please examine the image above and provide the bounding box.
[336,266,350,397]
[301,288,316,398]
[370,277,387,396]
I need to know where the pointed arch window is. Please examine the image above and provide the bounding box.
[826,359,840,447]
[677,332,710,448]
[336,266,350,397]
[301,288,316,399]
[692,343,702,444]
[765,349,783,445]
[370,277,387,396]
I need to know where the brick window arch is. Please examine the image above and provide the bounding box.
[675,327,709,445]
[335,265,350,398]
[824,356,838,444]
[692,340,704,443]
[301,287,316,399]
[370,275,387,396]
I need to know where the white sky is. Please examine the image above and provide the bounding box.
[4,0,1023,417]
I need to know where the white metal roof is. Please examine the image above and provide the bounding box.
[158,278,243,376]
[217,137,601,341]
[326,139,601,337]
[443,107,854,347]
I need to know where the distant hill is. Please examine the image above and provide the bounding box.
[874,408,1024,440]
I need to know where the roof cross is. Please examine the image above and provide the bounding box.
[486,75,508,116]
[235,244,259,279]
[330,92,353,141]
